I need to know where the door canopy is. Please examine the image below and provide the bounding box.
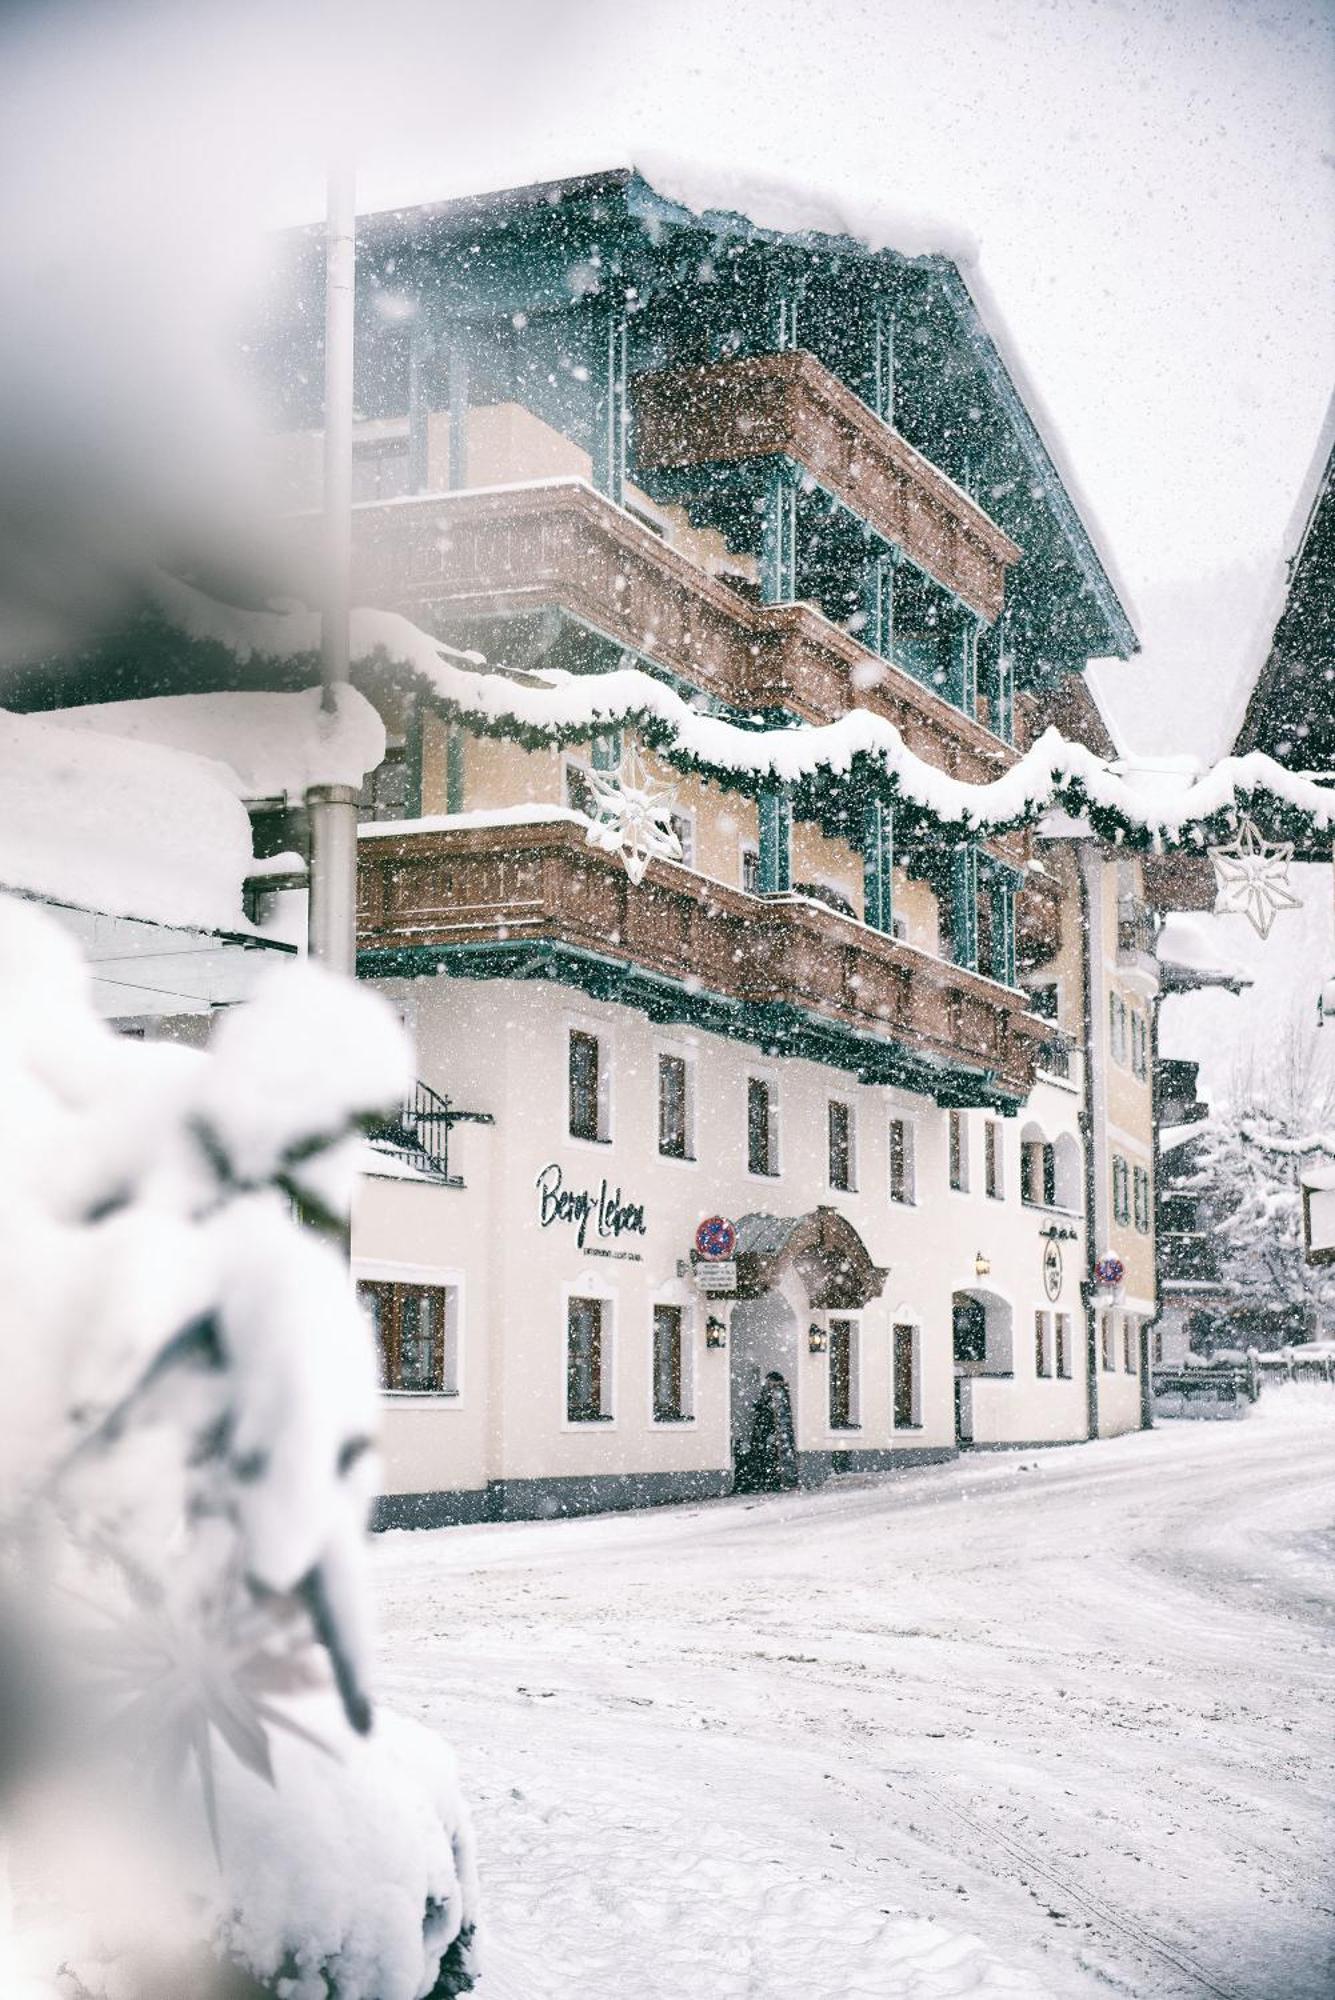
[732,1207,888,1310]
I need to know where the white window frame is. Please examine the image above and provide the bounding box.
[648,1291,696,1426]
[745,1070,782,1180]
[888,1114,918,1206]
[566,1015,612,1149]
[826,1313,862,1433]
[892,1321,922,1429]
[655,1041,698,1165]
[561,1281,617,1429]
[827,1094,858,1194]
[948,1109,970,1194]
[353,1259,465,1402]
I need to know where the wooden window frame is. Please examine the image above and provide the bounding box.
[893,1322,920,1428]
[828,1316,860,1431]
[651,1302,690,1423]
[747,1075,780,1178]
[827,1098,856,1193]
[889,1117,916,1205]
[356,1278,458,1395]
[657,1051,694,1161]
[568,1027,607,1144]
[566,1294,612,1423]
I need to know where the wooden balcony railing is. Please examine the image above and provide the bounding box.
[357,819,1048,1103]
[631,351,1021,624]
[345,481,1014,786]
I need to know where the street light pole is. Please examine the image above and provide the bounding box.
[306,161,359,977]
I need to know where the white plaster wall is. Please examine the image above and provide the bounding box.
[352,975,1101,1498]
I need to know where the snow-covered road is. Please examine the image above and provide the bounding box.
[372,1391,1335,1999]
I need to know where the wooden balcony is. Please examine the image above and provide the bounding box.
[345,481,1015,786]
[357,819,1048,1106]
[631,351,1021,625]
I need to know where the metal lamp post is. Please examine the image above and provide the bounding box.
[306,162,359,976]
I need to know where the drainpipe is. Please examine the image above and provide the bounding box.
[1142,981,1163,1428]
[1077,844,1100,1439]
[306,162,359,979]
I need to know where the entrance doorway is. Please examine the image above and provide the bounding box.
[729,1292,798,1479]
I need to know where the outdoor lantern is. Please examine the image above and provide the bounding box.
[974,1251,991,1279]
[808,1323,829,1354]
[705,1316,728,1349]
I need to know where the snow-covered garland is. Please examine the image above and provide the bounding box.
[157,576,1335,854]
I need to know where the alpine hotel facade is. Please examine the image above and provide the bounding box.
[264,170,1162,1523]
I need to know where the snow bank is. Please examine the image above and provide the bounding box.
[0,707,255,929]
[50,685,386,803]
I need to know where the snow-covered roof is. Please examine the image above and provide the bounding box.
[1156,913,1253,993]
[1160,1116,1216,1156]
[0,707,256,931]
[47,686,385,805]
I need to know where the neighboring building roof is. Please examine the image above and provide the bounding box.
[1229,389,1335,770]
[0,707,256,931]
[1155,913,1253,995]
[46,686,385,805]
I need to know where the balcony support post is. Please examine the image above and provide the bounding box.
[945,607,979,717]
[758,784,792,896]
[948,845,979,972]
[591,304,628,507]
[864,545,899,660]
[984,860,1019,987]
[447,336,471,491]
[862,795,896,934]
[760,463,798,604]
[871,301,895,426]
[407,313,433,495]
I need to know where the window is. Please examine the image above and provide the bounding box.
[1153,1326,1163,1366]
[668,809,695,868]
[357,1280,459,1395]
[889,1118,916,1204]
[828,1318,859,1429]
[1101,1312,1116,1373]
[359,739,410,822]
[1112,1154,1131,1226]
[747,1077,779,1176]
[741,845,761,895]
[1133,1165,1151,1234]
[949,1111,969,1192]
[952,1295,987,1365]
[1029,982,1059,1023]
[658,1053,693,1160]
[1055,1313,1072,1379]
[1109,992,1127,1066]
[893,1324,920,1428]
[1035,1310,1052,1377]
[569,1029,607,1143]
[652,1304,689,1421]
[564,759,597,817]
[1130,1011,1148,1080]
[1123,1317,1137,1374]
[351,435,410,502]
[567,1296,610,1422]
[1022,1139,1056,1208]
[828,1100,855,1192]
[984,1120,1004,1199]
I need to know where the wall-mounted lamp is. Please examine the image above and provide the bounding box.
[974,1251,991,1279]
[705,1316,728,1350]
[808,1323,829,1354]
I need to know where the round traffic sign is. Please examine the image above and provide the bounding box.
[695,1214,737,1260]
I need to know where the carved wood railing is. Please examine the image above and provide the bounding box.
[631,351,1021,623]
[344,481,1015,785]
[357,819,1047,1099]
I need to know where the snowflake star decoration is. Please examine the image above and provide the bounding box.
[1209,815,1302,939]
[583,743,682,886]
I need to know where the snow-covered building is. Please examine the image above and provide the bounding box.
[251,166,1170,1519]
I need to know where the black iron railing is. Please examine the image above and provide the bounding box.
[367,1079,494,1186]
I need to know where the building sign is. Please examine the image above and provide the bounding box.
[696,1260,737,1293]
[535,1163,646,1252]
[1042,1238,1062,1302]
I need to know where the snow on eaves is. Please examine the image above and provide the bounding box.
[0,708,255,930]
[153,576,1333,847]
[1156,913,1253,987]
[49,685,386,804]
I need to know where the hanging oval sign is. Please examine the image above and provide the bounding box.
[1042,1238,1062,1302]
[695,1215,737,1260]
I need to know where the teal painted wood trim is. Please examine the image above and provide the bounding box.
[447,339,470,491]
[861,796,895,933]
[948,845,979,971]
[404,698,424,819]
[356,937,1025,1111]
[445,725,466,814]
[760,465,798,603]
[591,727,623,772]
[872,304,895,425]
[863,549,897,659]
[758,784,792,893]
[591,307,629,506]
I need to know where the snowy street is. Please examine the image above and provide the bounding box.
[374,1394,1335,2000]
